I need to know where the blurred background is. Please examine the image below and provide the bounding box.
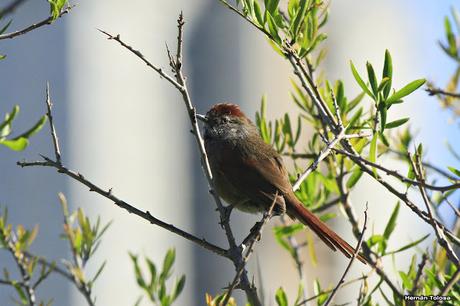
[0,0,458,305]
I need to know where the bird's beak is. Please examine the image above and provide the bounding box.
[196,113,208,123]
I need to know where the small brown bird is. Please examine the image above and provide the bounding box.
[198,103,366,264]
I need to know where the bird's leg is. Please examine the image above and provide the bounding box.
[218,204,234,228]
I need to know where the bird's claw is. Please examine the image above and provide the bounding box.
[219,205,233,227]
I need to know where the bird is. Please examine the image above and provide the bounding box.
[197,102,367,264]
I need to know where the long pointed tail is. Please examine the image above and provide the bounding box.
[286,194,368,265]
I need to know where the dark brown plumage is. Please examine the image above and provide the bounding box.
[200,103,367,264]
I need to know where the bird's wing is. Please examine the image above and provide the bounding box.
[216,141,292,209]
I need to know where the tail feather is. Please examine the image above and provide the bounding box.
[286,194,368,265]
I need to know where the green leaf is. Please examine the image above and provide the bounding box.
[161,249,175,279]
[350,61,375,99]
[383,202,400,240]
[14,115,47,139]
[171,275,186,301]
[366,62,378,96]
[382,50,393,98]
[273,223,304,237]
[0,105,20,137]
[347,167,363,188]
[266,0,281,14]
[385,118,409,129]
[0,137,28,151]
[369,133,378,177]
[386,79,426,104]
[0,20,12,35]
[48,0,68,20]
[384,234,430,255]
[266,11,282,44]
[253,0,264,26]
[275,287,288,306]
[290,0,308,39]
[378,101,387,132]
[447,166,460,177]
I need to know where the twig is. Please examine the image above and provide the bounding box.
[292,128,345,191]
[410,153,459,265]
[99,15,261,304]
[323,204,368,306]
[45,83,61,164]
[221,194,278,306]
[18,156,228,259]
[295,275,369,306]
[0,0,27,17]
[98,29,183,91]
[426,87,460,98]
[333,148,460,192]
[389,149,458,181]
[0,6,72,40]
[409,253,428,296]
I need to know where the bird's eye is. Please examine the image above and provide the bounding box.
[222,116,230,123]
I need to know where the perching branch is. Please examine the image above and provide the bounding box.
[17,86,228,260]
[99,14,263,305]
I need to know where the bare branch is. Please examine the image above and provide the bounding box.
[410,153,459,265]
[426,87,460,98]
[222,194,277,306]
[333,148,460,192]
[18,155,228,258]
[98,29,183,91]
[0,6,72,40]
[45,83,62,164]
[323,204,368,306]
[292,128,345,191]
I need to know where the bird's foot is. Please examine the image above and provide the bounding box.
[219,205,234,227]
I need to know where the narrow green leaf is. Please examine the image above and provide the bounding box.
[267,0,281,14]
[253,0,264,26]
[383,202,400,239]
[275,287,288,306]
[266,11,282,44]
[447,166,460,177]
[162,249,175,279]
[14,115,47,139]
[347,167,363,188]
[290,0,308,39]
[0,137,28,151]
[350,61,374,99]
[171,275,186,301]
[386,79,426,104]
[369,133,378,177]
[385,118,409,129]
[382,50,393,98]
[384,234,430,255]
[366,62,378,96]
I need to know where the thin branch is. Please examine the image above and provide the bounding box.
[426,87,460,98]
[410,153,459,265]
[45,83,61,164]
[323,204,368,306]
[292,128,345,191]
[298,276,372,306]
[18,156,228,259]
[0,0,27,17]
[409,252,428,296]
[222,195,277,306]
[98,29,183,91]
[333,148,460,192]
[389,149,458,181]
[0,6,72,40]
